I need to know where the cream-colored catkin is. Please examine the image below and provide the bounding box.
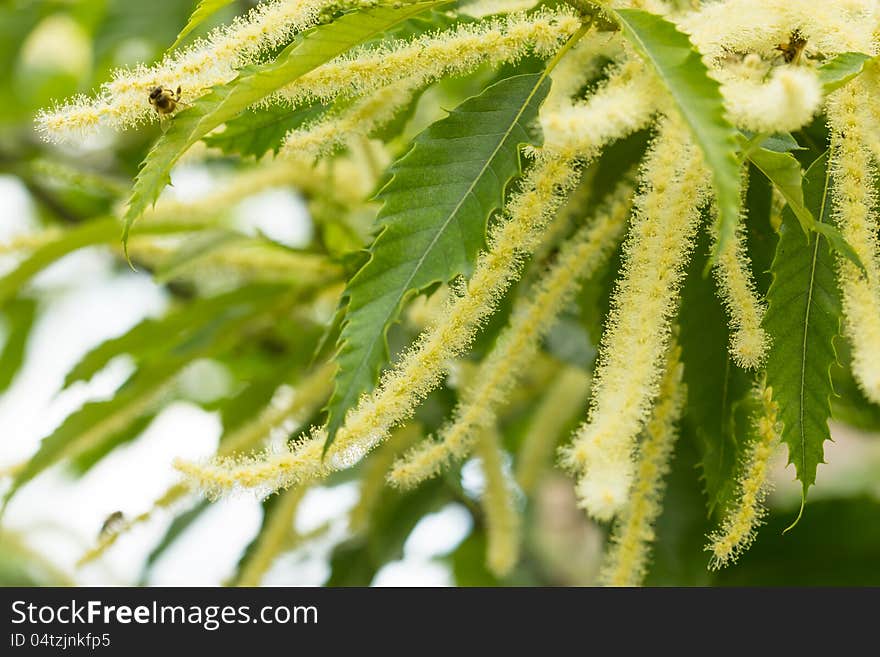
[719,66,822,134]
[233,485,309,586]
[707,383,781,569]
[78,365,333,565]
[475,427,521,577]
[515,366,591,494]
[711,189,770,369]
[827,81,880,405]
[176,153,582,495]
[600,344,685,587]
[680,0,879,62]
[563,118,709,522]
[279,77,422,159]
[541,58,659,159]
[387,180,633,489]
[275,9,581,107]
[37,0,333,141]
[348,424,421,533]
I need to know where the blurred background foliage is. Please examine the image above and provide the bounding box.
[0,0,878,587]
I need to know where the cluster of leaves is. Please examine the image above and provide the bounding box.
[0,0,878,586]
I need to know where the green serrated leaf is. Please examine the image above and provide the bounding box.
[818,52,873,94]
[324,71,552,449]
[747,147,866,275]
[203,102,326,158]
[604,6,741,259]
[0,297,37,393]
[167,0,235,51]
[123,2,445,249]
[764,152,841,509]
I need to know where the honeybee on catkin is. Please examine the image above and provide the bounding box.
[148,85,187,125]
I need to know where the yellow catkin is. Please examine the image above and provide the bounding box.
[541,58,659,159]
[175,153,582,495]
[475,427,521,577]
[600,344,686,587]
[827,81,880,405]
[515,366,591,494]
[718,66,821,134]
[562,118,709,521]
[711,189,770,369]
[348,424,421,532]
[279,78,422,159]
[707,383,781,569]
[388,180,633,489]
[36,0,333,141]
[78,364,332,565]
[276,9,581,106]
[233,486,308,586]
[680,0,879,63]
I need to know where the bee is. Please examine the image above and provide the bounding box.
[148,85,188,129]
[99,510,125,537]
[776,32,807,64]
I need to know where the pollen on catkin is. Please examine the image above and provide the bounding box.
[707,383,781,569]
[562,118,709,522]
[36,0,332,141]
[600,343,685,587]
[175,154,581,496]
[387,180,634,489]
[279,77,422,159]
[274,8,581,108]
[541,58,659,159]
[711,192,770,369]
[827,82,880,405]
[719,65,822,133]
[475,427,521,578]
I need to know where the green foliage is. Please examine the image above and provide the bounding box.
[3,0,880,589]
[764,153,842,506]
[123,1,444,247]
[168,0,236,51]
[325,71,551,446]
[604,7,741,259]
[817,52,874,94]
[0,297,37,393]
[203,102,327,159]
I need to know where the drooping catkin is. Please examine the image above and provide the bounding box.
[827,82,880,405]
[707,383,781,569]
[275,9,581,108]
[37,0,332,141]
[600,344,685,587]
[279,77,423,159]
[475,427,521,577]
[387,180,633,489]
[175,153,581,495]
[711,187,770,369]
[562,118,709,521]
